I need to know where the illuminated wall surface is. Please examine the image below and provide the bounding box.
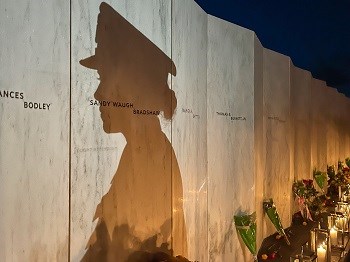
[207,16,262,261]
[311,79,328,171]
[262,50,292,237]
[0,0,70,261]
[0,0,349,261]
[291,66,312,181]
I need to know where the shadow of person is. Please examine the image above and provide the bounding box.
[79,2,187,261]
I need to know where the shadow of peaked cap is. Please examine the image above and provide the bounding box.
[80,2,176,77]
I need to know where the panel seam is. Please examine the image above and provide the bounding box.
[68,0,72,260]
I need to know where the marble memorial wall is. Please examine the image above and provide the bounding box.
[333,89,341,165]
[290,66,312,180]
[347,100,350,158]
[343,95,349,160]
[0,0,70,261]
[340,94,349,162]
[344,110,348,159]
[262,49,292,236]
[345,99,350,158]
[337,94,347,162]
[70,1,175,261]
[310,80,318,171]
[207,16,261,261]
[325,86,340,167]
[1,0,350,261]
[171,1,208,260]
[254,36,265,251]
[311,79,329,171]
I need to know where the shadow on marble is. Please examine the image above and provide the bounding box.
[79,2,187,261]
[81,221,189,261]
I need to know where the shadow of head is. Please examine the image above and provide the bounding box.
[80,2,177,133]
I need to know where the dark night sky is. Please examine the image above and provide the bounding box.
[194,0,350,98]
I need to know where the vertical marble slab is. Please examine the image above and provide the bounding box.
[333,91,341,163]
[0,0,70,261]
[337,94,347,162]
[346,98,350,159]
[310,81,317,171]
[263,49,292,235]
[289,64,296,189]
[325,86,339,167]
[254,36,265,250]
[290,66,312,179]
[343,95,350,160]
[171,1,207,260]
[310,79,328,171]
[207,15,259,261]
[71,1,174,261]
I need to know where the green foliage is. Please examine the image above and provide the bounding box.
[313,169,328,191]
[327,161,350,199]
[292,179,317,199]
[263,199,290,245]
[346,157,350,168]
[234,212,257,256]
[292,179,326,218]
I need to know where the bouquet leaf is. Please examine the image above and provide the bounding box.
[313,170,327,191]
[346,157,350,168]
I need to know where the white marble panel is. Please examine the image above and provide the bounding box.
[325,87,339,166]
[343,96,350,160]
[207,15,258,261]
[71,1,175,261]
[291,66,312,179]
[333,91,341,163]
[337,94,347,161]
[346,99,350,159]
[0,0,70,261]
[310,79,328,171]
[289,64,295,190]
[345,98,350,159]
[254,35,265,249]
[263,49,292,235]
[171,1,207,260]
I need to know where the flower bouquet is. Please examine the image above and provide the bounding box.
[292,179,326,221]
[263,199,291,245]
[327,162,350,200]
[337,160,350,200]
[233,212,257,261]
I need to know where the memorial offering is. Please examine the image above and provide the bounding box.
[263,199,291,245]
[309,229,331,262]
[233,212,257,261]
